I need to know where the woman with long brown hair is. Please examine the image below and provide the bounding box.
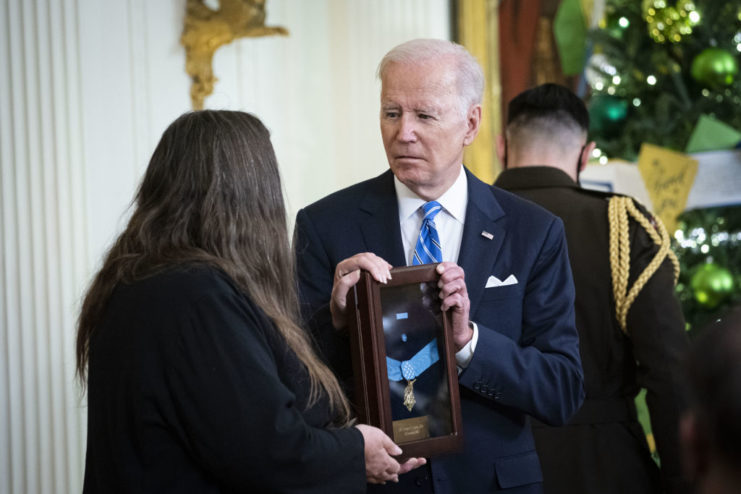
[77,110,422,493]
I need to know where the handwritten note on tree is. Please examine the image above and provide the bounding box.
[638,143,698,233]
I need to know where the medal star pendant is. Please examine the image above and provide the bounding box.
[403,379,417,412]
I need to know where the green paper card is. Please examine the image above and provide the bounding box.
[685,115,741,153]
[554,0,587,76]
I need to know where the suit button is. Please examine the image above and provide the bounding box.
[473,382,481,391]
[481,384,489,394]
[494,392,502,400]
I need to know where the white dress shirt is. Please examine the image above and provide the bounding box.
[393,165,479,368]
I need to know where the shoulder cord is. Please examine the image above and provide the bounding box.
[608,196,680,334]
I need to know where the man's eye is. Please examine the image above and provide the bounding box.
[418,113,433,120]
[384,111,399,118]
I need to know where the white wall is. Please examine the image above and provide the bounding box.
[0,0,450,492]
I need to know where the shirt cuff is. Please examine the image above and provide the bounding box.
[455,321,478,371]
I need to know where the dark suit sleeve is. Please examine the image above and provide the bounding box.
[294,208,334,323]
[627,221,690,494]
[459,217,585,425]
[294,208,355,386]
[165,286,365,493]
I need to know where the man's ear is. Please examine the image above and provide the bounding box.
[580,141,596,172]
[463,105,482,146]
[496,134,506,163]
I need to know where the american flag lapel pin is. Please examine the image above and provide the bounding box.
[481,231,494,240]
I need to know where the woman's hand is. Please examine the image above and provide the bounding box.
[355,424,426,484]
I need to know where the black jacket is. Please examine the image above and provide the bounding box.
[496,167,689,494]
[83,265,365,494]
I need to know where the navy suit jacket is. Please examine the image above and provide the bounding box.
[294,168,584,493]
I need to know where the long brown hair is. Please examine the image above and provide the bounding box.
[76,110,350,421]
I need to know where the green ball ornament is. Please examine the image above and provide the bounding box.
[588,95,628,137]
[691,48,739,88]
[690,263,735,309]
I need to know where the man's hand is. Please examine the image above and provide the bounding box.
[330,253,392,329]
[436,262,473,351]
[355,424,426,484]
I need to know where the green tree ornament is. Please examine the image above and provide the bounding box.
[690,48,739,88]
[588,94,629,137]
[690,262,735,309]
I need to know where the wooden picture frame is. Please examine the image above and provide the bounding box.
[347,264,463,458]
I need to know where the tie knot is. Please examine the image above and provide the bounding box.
[422,201,442,221]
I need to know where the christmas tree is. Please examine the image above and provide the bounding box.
[585,0,741,333]
[586,0,740,162]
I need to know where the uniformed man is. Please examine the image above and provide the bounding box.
[494,83,690,494]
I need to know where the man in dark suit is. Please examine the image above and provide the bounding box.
[494,83,690,494]
[294,40,584,493]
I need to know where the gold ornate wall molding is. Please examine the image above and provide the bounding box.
[180,0,288,109]
[456,0,502,184]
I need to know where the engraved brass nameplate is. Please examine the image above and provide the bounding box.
[393,416,430,444]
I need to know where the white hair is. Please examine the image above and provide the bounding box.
[377,38,484,115]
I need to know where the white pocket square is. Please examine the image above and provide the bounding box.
[485,274,518,288]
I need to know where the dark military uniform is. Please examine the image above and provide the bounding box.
[495,166,689,494]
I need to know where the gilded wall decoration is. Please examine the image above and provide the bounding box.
[181,0,288,109]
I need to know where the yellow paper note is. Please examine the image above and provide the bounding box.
[637,144,698,233]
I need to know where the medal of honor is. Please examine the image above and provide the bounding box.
[403,379,417,411]
[387,339,439,413]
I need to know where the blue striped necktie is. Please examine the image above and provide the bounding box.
[412,201,443,265]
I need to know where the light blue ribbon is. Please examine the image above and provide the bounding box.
[386,339,440,381]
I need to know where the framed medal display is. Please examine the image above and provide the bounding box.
[347,264,463,459]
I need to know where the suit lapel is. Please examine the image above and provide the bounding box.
[458,169,507,311]
[358,170,407,267]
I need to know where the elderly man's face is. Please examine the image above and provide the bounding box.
[380,58,479,200]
